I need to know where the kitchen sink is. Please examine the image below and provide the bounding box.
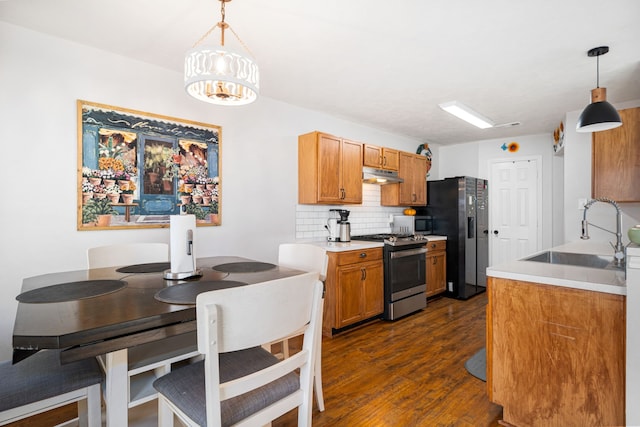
[522,251,623,271]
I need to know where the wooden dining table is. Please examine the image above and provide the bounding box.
[12,256,305,427]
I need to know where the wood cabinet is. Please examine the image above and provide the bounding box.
[363,144,399,171]
[592,106,640,202]
[425,240,446,298]
[381,151,427,206]
[487,277,625,426]
[298,131,363,204]
[323,248,383,336]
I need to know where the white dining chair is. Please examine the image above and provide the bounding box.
[86,242,200,413]
[276,242,328,411]
[0,349,103,426]
[153,272,324,427]
[86,242,169,268]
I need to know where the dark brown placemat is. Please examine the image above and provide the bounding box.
[212,262,276,273]
[16,280,126,304]
[116,262,170,273]
[154,280,248,305]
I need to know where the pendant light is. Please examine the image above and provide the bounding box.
[184,0,259,106]
[576,46,622,133]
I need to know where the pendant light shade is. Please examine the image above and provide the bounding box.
[184,0,259,106]
[576,46,622,133]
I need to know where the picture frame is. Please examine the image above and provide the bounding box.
[77,100,221,230]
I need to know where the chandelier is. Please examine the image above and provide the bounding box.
[184,0,259,106]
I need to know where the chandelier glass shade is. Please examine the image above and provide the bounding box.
[184,0,259,106]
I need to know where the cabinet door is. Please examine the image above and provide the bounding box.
[592,107,640,202]
[398,152,415,205]
[335,264,366,328]
[382,148,399,171]
[361,261,384,318]
[411,154,427,205]
[341,139,363,203]
[488,278,625,426]
[426,251,446,298]
[317,133,343,202]
[363,144,383,168]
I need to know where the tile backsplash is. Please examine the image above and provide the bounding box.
[295,184,406,240]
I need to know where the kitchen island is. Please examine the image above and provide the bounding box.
[486,241,626,426]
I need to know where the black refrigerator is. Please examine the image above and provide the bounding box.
[424,176,489,300]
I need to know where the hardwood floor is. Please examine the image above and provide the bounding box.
[8,292,502,426]
[275,292,503,426]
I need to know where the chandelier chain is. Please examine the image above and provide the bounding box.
[190,0,254,58]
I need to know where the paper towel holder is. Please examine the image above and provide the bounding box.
[163,221,203,280]
[163,269,202,280]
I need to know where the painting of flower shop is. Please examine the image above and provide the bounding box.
[78,100,221,230]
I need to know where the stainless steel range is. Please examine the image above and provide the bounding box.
[351,234,427,320]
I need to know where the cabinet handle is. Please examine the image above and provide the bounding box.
[361,267,366,280]
[379,155,384,167]
[413,194,417,202]
[430,243,436,249]
[359,252,367,258]
[340,188,345,199]
[432,257,437,265]
[382,156,387,166]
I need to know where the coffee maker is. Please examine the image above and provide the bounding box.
[333,209,351,242]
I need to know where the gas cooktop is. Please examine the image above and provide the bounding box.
[351,233,428,247]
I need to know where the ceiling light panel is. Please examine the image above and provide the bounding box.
[439,101,494,129]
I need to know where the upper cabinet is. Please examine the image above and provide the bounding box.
[299,131,363,204]
[381,152,427,206]
[592,107,640,202]
[363,144,399,171]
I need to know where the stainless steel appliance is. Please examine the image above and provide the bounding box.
[414,215,433,235]
[332,209,351,242]
[351,233,428,319]
[423,176,489,300]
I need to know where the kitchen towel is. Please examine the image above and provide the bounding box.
[169,214,197,274]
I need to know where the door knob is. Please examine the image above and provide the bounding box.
[493,230,499,235]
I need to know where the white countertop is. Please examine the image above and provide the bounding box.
[311,241,383,252]
[487,240,626,295]
[305,235,447,253]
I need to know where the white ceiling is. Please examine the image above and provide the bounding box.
[1,0,639,145]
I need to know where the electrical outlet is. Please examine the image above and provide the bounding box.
[578,198,587,209]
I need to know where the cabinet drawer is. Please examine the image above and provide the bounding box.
[426,240,446,252]
[334,248,382,266]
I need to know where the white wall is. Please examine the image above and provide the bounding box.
[435,134,555,252]
[0,22,423,360]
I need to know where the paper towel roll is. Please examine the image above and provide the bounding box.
[169,214,196,274]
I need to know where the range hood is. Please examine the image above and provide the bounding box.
[362,167,404,185]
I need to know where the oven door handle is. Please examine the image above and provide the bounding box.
[390,247,427,258]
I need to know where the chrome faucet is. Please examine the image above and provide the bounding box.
[581,197,625,266]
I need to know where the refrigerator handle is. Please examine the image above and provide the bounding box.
[468,216,475,238]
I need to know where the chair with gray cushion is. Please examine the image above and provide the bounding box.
[86,242,200,412]
[276,243,328,411]
[153,271,324,427]
[0,349,103,426]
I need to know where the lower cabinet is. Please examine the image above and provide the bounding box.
[323,247,383,336]
[425,240,446,298]
[487,277,625,426]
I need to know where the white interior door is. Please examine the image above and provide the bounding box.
[490,158,541,266]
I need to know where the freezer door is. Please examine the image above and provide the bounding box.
[476,179,489,288]
[464,177,477,288]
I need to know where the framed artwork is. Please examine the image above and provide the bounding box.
[77,100,221,230]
